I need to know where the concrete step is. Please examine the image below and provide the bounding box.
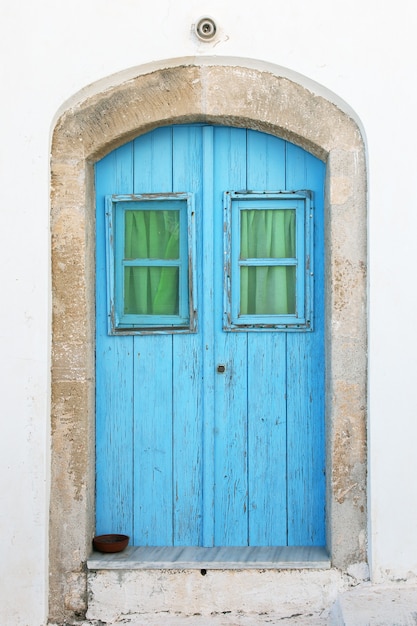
[49,581,417,625]
[331,582,417,625]
[85,567,343,623]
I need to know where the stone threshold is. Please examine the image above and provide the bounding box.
[87,545,330,570]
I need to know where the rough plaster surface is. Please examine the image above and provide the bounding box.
[49,60,367,623]
[86,568,346,623]
[48,583,417,626]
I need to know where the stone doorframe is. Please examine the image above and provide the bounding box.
[49,58,367,622]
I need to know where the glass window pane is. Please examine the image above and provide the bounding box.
[240,266,296,315]
[240,209,296,259]
[124,266,179,315]
[125,210,180,259]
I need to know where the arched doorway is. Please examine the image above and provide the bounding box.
[49,60,367,623]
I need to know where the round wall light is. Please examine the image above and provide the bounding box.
[195,17,217,41]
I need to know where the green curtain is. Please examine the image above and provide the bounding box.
[240,209,296,315]
[124,210,180,315]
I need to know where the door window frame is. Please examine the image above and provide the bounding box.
[224,191,313,331]
[106,192,197,333]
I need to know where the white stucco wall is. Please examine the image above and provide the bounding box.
[1,1,417,624]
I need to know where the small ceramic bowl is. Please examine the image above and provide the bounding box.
[93,534,129,553]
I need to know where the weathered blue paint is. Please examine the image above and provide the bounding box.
[95,125,326,547]
[96,141,135,541]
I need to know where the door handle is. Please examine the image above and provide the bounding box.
[217,364,226,373]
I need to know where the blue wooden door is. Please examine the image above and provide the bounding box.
[95,125,325,547]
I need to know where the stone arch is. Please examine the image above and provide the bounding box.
[49,60,367,622]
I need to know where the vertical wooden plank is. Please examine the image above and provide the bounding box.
[200,125,216,546]
[247,334,287,545]
[213,126,249,545]
[133,128,174,545]
[95,142,134,539]
[286,143,326,545]
[133,336,174,545]
[246,130,288,545]
[133,127,172,195]
[171,125,204,545]
[247,130,286,191]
